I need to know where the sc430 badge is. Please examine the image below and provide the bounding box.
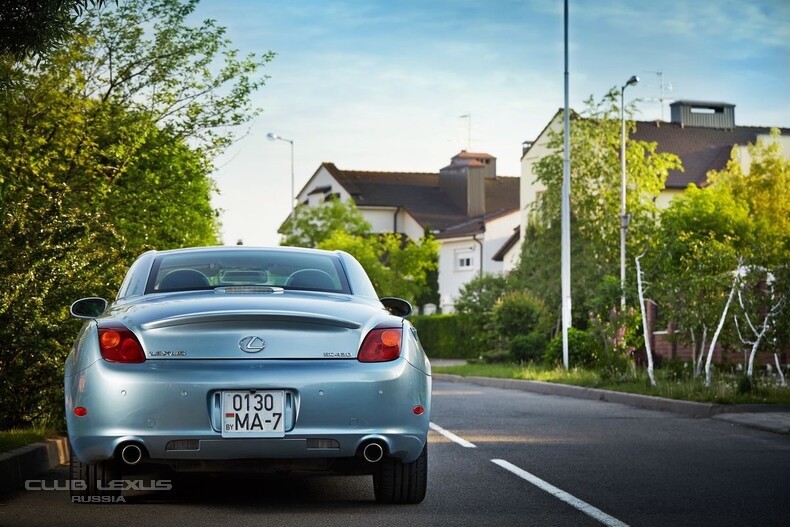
[323,352,353,358]
[149,350,187,357]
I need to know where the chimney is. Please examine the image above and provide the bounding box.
[670,100,735,129]
[439,151,495,217]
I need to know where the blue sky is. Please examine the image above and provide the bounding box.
[195,0,790,246]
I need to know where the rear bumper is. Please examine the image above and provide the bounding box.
[66,358,431,465]
[69,432,426,467]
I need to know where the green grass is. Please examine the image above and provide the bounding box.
[0,428,60,454]
[433,363,790,405]
[435,363,521,379]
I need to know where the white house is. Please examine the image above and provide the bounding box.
[287,151,520,313]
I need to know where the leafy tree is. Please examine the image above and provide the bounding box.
[531,91,680,266]
[318,230,439,306]
[454,273,511,353]
[492,290,552,362]
[543,328,599,367]
[647,185,750,374]
[280,198,439,305]
[414,227,440,308]
[279,198,372,248]
[493,290,551,342]
[649,131,790,373]
[0,0,271,425]
[515,90,682,333]
[706,129,790,274]
[0,1,113,60]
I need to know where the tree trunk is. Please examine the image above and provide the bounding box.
[775,354,787,387]
[635,255,656,387]
[705,278,738,387]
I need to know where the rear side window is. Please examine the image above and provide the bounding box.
[145,249,351,294]
[116,251,155,299]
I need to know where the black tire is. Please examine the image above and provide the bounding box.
[69,447,122,502]
[373,443,427,504]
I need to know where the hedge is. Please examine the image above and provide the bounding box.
[410,314,478,359]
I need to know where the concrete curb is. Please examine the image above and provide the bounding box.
[0,437,69,493]
[434,374,790,433]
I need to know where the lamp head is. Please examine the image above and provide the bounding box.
[625,75,639,87]
[266,132,279,141]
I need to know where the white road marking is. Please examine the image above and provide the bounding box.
[429,422,476,448]
[491,459,630,527]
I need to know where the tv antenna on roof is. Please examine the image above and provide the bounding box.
[459,114,471,150]
[643,71,673,121]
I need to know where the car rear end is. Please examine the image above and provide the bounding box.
[66,247,431,503]
[66,295,431,469]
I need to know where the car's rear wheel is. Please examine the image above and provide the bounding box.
[69,447,121,502]
[373,443,427,504]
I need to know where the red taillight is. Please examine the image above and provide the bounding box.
[98,325,145,363]
[358,327,402,363]
[74,407,88,417]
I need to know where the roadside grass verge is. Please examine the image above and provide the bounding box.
[0,428,60,454]
[432,363,790,405]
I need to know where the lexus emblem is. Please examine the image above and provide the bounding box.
[239,336,266,353]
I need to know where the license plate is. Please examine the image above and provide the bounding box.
[221,390,285,438]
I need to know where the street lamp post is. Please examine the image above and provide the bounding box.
[620,75,638,310]
[266,132,295,216]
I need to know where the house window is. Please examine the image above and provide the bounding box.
[455,249,474,271]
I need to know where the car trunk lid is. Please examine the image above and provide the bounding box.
[111,290,386,361]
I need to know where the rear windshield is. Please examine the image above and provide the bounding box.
[145,249,350,294]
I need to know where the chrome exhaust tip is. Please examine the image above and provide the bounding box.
[120,443,143,465]
[362,442,384,463]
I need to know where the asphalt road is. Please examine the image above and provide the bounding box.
[1,379,788,527]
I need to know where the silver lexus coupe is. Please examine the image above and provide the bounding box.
[65,246,431,504]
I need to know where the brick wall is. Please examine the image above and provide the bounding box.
[652,330,787,367]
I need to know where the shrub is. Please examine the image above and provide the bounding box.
[454,274,510,351]
[493,290,552,339]
[492,290,552,361]
[737,374,754,394]
[510,332,548,363]
[661,357,692,381]
[480,349,512,364]
[543,328,599,367]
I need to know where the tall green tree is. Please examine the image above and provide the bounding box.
[648,131,790,370]
[706,129,790,264]
[647,185,750,372]
[0,0,272,425]
[515,90,682,330]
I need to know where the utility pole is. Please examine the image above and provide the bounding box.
[561,0,571,370]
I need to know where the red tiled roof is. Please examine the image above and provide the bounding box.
[455,150,496,159]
